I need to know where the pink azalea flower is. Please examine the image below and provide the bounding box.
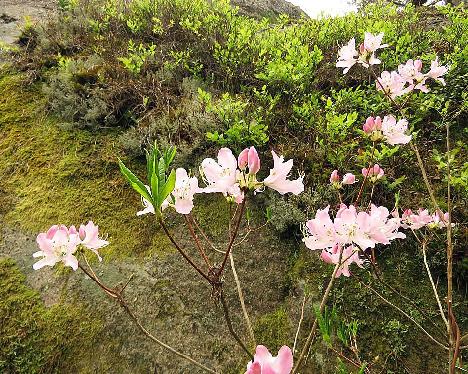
[342,173,357,185]
[336,38,358,74]
[429,212,454,229]
[376,71,406,99]
[78,221,109,261]
[330,170,340,184]
[321,244,364,277]
[238,148,249,170]
[33,225,81,271]
[401,208,433,229]
[248,147,261,175]
[397,59,427,92]
[381,115,412,145]
[263,151,304,195]
[172,168,200,214]
[362,164,385,182]
[363,32,388,53]
[426,57,448,85]
[304,206,337,251]
[201,148,238,195]
[245,345,293,374]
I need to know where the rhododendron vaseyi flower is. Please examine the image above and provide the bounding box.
[401,208,433,230]
[398,59,429,93]
[321,244,364,277]
[263,151,304,195]
[336,38,358,74]
[363,32,388,53]
[79,221,109,261]
[171,168,200,214]
[381,115,412,145]
[245,345,293,374]
[33,225,81,270]
[342,173,357,185]
[201,148,242,201]
[362,164,385,182]
[363,116,382,134]
[427,57,448,85]
[376,70,407,99]
[303,204,405,253]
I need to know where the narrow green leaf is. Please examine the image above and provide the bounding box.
[159,169,176,207]
[119,159,152,204]
[151,168,159,210]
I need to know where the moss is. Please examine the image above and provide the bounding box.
[0,258,102,373]
[0,71,171,259]
[253,307,291,353]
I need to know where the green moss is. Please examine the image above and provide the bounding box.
[0,72,171,259]
[253,307,291,353]
[0,258,102,373]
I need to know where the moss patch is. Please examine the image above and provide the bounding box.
[0,71,171,259]
[0,258,102,373]
[253,307,291,354]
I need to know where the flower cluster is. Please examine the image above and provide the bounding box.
[303,204,405,277]
[363,115,412,145]
[33,221,108,271]
[362,164,385,182]
[401,209,453,230]
[376,57,447,98]
[245,345,293,374]
[336,32,388,74]
[137,147,304,216]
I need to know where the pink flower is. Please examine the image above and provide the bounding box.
[363,32,388,53]
[429,212,454,229]
[33,225,81,271]
[381,115,412,145]
[321,244,364,277]
[362,164,384,182]
[401,208,433,229]
[78,221,109,261]
[137,185,157,216]
[376,71,406,99]
[304,206,337,251]
[427,57,447,85]
[171,168,200,214]
[201,148,239,197]
[330,170,340,184]
[263,151,304,195]
[238,148,249,170]
[245,345,293,374]
[363,116,382,134]
[336,38,358,74]
[342,173,357,185]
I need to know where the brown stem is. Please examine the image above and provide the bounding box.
[218,197,246,275]
[329,347,369,372]
[184,214,212,270]
[189,213,219,253]
[220,291,253,360]
[158,218,211,283]
[78,264,218,373]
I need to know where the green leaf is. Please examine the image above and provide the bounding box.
[151,169,159,210]
[119,159,152,204]
[159,169,176,207]
[164,146,176,168]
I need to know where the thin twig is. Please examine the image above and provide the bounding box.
[293,295,307,355]
[158,218,211,283]
[189,213,219,253]
[220,291,253,360]
[355,277,449,351]
[78,263,218,373]
[421,241,449,329]
[292,251,343,374]
[229,252,256,347]
[184,214,212,270]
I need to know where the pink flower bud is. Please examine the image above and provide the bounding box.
[363,117,375,133]
[359,43,365,54]
[330,169,340,183]
[247,146,260,174]
[414,59,422,71]
[238,148,249,170]
[342,173,356,185]
[372,164,384,178]
[374,116,382,130]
